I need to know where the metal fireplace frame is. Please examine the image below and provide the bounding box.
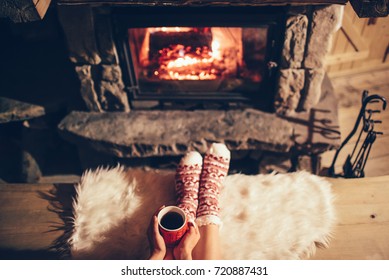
[113,6,286,110]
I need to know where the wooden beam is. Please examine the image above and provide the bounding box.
[0,0,51,22]
[325,10,371,66]
[327,60,389,78]
[325,50,370,65]
[35,0,51,19]
[57,0,349,6]
[341,12,369,52]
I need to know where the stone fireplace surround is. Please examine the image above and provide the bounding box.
[57,0,345,173]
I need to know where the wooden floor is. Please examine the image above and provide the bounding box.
[321,69,389,177]
[1,174,388,260]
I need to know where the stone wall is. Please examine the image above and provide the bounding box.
[58,5,130,112]
[58,4,343,115]
[274,5,343,115]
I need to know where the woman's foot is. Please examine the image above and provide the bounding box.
[196,143,230,226]
[175,151,203,222]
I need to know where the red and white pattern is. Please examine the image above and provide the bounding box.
[197,147,230,224]
[175,152,203,222]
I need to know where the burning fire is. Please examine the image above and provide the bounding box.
[151,28,224,80]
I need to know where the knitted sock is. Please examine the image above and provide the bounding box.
[196,143,230,226]
[175,151,203,223]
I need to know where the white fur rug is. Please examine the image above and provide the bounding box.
[69,166,336,260]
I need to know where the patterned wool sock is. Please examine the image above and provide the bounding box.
[196,143,231,226]
[175,151,203,222]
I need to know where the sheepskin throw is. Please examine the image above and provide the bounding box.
[69,166,336,260]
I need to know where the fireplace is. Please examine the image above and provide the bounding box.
[58,1,345,115]
[114,6,283,110]
[57,1,345,174]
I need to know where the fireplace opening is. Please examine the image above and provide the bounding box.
[114,7,285,111]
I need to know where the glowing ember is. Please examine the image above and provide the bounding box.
[134,27,243,81]
[153,37,224,80]
[128,26,265,93]
[149,27,192,33]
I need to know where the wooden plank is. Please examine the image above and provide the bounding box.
[351,4,366,33]
[341,12,369,52]
[368,18,389,60]
[312,176,389,260]
[328,60,389,78]
[326,3,389,75]
[326,29,342,73]
[335,204,389,225]
[0,183,74,255]
[35,0,51,18]
[329,28,349,72]
[363,156,389,177]
[348,8,362,70]
[327,176,389,202]
[352,19,370,70]
[326,49,369,65]
[340,11,358,71]
[326,30,341,73]
[332,68,389,91]
[1,174,389,260]
[339,40,351,71]
[327,4,357,71]
[312,224,389,259]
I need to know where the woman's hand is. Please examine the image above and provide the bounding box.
[148,206,166,260]
[173,222,200,260]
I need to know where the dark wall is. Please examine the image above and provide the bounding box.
[0,6,84,182]
[0,6,83,112]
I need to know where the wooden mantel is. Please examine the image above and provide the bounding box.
[57,0,349,6]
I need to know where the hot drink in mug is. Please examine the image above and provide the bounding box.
[157,206,188,247]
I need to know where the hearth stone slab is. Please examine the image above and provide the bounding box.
[58,109,294,158]
[0,97,45,124]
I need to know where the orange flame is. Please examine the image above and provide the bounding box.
[154,36,223,80]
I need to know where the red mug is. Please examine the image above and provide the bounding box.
[157,206,188,247]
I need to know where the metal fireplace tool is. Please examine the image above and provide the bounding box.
[328,90,387,178]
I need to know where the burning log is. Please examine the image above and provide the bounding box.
[149,29,213,61]
[139,27,244,80]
